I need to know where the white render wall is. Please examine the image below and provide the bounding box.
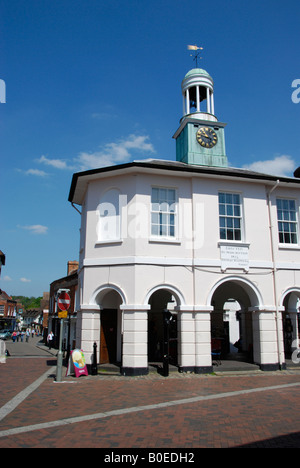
[75,168,300,373]
[80,173,277,268]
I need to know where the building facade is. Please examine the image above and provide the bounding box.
[0,290,24,331]
[69,68,300,375]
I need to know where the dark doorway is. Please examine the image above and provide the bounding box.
[282,291,300,359]
[148,290,178,366]
[100,309,117,364]
[211,281,254,364]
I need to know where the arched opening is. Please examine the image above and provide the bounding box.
[94,286,124,366]
[188,85,209,112]
[281,289,300,359]
[209,278,261,368]
[147,287,180,371]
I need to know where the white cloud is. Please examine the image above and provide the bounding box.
[25,168,48,177]
[21,134,155,175]
[37,155,68,170]
[91,111,117,120]
[20,277,31,283]
[19,225,48,235]
[76,134,155,170]
[243,155,296,177]
[90,104,118,120]
[2,275,12,281]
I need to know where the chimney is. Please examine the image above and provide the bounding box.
[294,167,300,178]
[67,260,79,275]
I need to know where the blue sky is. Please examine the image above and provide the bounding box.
[0,0,299,297]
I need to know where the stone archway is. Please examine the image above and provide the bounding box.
[147,288,179,368]
[92,284,125,365]
[208,277,262,365]
[281,288,300,358]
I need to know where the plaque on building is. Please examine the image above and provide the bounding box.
[220,244,250,272]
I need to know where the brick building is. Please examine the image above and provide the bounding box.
[0,290,24,331]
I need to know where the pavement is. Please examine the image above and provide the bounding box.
[0,335,300,450]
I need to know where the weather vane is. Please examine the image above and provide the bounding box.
[187,45,204,67]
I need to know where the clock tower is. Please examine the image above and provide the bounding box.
[173,68,228,168]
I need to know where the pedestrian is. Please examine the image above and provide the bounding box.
[31,329,35,338]
[12,331,17,343]
[47,331,54,350]
[20,331,25,342]
[26,329,30,343]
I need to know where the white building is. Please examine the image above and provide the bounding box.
[69,67,300,375]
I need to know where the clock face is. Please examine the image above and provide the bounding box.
[196,127,218,148]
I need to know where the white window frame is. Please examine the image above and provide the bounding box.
[150,187,178,241]
[218,191,244,242]
[276,198,299,246]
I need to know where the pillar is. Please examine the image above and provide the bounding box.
[186,88,190,115]
[177,307,195,372]
[177,306,213,374]
[211,92,215,115]
[77,307,101,366]
[196,86,200,112]
[252,308,285,371]
[206,87,211,114]
[195,306,213,373]
[121,305,150,376]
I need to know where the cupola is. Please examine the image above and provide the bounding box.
[181,68,217,122]
[173,67,228,168]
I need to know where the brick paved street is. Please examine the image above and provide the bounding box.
[0,336,300,449]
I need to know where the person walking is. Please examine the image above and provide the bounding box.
[26,329,30,343]
[47,331,54,350]
[12,331,17,343]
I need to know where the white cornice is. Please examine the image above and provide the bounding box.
[82,256,300,271]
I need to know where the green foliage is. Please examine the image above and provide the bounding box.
[12,296,42,310]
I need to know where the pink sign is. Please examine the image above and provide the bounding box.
[70,349,88,377]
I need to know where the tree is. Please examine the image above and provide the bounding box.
[12,296,42,309]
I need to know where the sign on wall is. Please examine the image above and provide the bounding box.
[220,244,249,272]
